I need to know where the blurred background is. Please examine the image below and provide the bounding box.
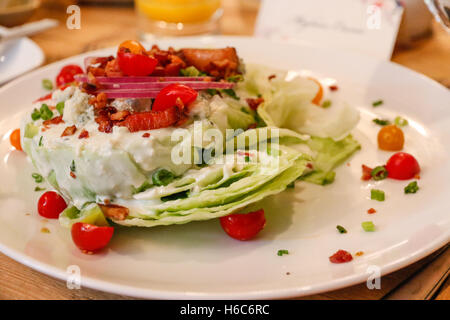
[0,0,449,86]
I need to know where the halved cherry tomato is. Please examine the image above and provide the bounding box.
[118,40,145,55]
[152,83,198,112]
[117,51,158,77]
[9,128,22,151]
[71,223,114,252]
[37,191,67,219]
[219,209,266,241]
[386,152,420,180]
[309,78,323,105]
[56,64,83,87]
[378,125,404,151]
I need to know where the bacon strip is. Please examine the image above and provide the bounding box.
[61,125,77,137]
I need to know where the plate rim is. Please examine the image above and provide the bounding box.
[0,36,449,299]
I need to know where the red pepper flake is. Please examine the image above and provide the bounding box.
[70,171,77,179]
[329,85,339,91]
[246,97,264,110]
[268,74,276,81]
[355,251,364,257]
[78,129,89,139]
[329,249,353,264]
[61,125,77,137]
[361,164,373,181]
[142,133,150,138]
[367,208,377,214]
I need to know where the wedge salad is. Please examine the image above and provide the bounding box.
[16,40,362,253]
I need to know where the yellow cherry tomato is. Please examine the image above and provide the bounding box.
[378,125,404,151]
[118,40,145,55]
[10,128,22,151]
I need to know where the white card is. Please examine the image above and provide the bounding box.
[255,0,404,60]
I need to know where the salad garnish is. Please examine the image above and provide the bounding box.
[277,249,289,256]
[336,225,347,234]
[372,99,383,107]
[404,181,419,194]
[361,221,375,232]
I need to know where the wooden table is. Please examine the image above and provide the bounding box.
[1,0,449,300]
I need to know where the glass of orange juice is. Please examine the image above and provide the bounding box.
[135,0,222,39]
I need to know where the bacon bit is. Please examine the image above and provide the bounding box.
[97,117,113,133]
[268,74,276,81]
[355,251,364,257]
[181,47,239,78]
[247,123,257,130]
[361,164,373,181]
[105,58,123,77]
[414,174,420,180]
[118,107,180,132]
[70,171,77,179]
[329,250,353,264]
[92,92,108,109]
[346,162,351,166]
[306,163,314,169]
[43,116,64,126]
[78,130,89,139]
[329,85,339,91]
[103,199,111,205]
[142,133,150,138]
[61,125,77,137]
[99,204,129,221]
[246,97,264,110]
[367,208,377,214]
[110,110,130,121]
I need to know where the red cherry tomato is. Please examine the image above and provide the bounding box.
[117,51,158,77]
[386,152,420,180]
[152,83,198,112]
[71,223,114,252]
[220,209,266,241]
[56,64,83,87]
[37,191,67,219]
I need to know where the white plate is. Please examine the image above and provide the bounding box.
[0,37,44,85]
[0,36,449,299]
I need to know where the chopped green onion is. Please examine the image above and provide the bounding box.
[56,102,65,115]
[321,100,332,108]
[34,186,46,192]
[70,160,76,172]
[32,173,43,183]
[394,116,408,127]
[372,118,390,126]
[132,180,152,195]
[404,181,419,194]
[371,166,388,181]
[226,74,243,83]
[42,79,53,91]
[39,104,53,121]
[336,225,347,234]
[277,249,289,256]
[371,189,385,201]
[361,221,375,232]
[179,66,206,77]
[38,136,43,147]
[372,99,384,107]
[221,88,240,100]
[31,108,41,121]
[152,168,175,186]
[244,155,250,162]
[240,107,250,114]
